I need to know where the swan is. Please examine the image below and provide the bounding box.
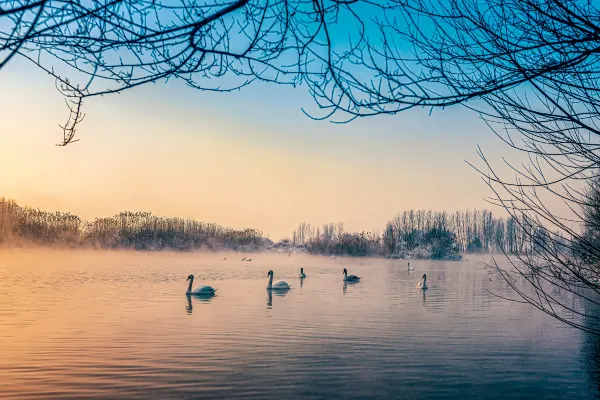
[343,268,360,282]
[299,267,307,278]
[266,270,291,290]
[416,273,428,290]
[186,274,216,296]
[408,262,413,271]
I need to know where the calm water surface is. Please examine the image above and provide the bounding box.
[0,249,599,399]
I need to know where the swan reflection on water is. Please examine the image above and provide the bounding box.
[186,294,215,314]
[266,289,288,308]
[342,279,361,295]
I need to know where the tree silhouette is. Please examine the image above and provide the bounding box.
[379,0,600,334]
[1,0,359,144]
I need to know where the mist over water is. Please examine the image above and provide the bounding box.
[0,249,598,399]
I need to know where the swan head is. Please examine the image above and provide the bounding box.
[422,273,427,279]
[187,274,194,281]
[267,270,273,277]
[343,268,347,274]
[301,267,304,273]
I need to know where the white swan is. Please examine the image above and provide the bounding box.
[343,268,360,282]
[266,270,291,290]
[299,267,307,278]
[186,274,216,296]
[408,262,413,271]
[416,273,428,290]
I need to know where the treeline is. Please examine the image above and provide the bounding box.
[291,209,553,259]
[290,223,383,257]
[0,197,554,259]
[384,209,540,255]
[0,198,265,251]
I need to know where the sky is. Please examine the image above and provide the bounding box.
[0,56,517,240]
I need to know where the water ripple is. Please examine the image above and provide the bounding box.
[0,250,598,399]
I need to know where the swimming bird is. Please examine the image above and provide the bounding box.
[343,268,360,282]
[242,257,247,261]
[266,270,291,291]
[186,274,216,296]
[416,273,428,290]
[299,267,306,278]
[408,262,413,271]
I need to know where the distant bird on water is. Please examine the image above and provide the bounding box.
[299,267,306,278]
[408,262,413,271]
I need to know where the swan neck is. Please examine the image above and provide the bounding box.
[268,273,273,288]
[187,277,193,293]
[344,270,347,277]
[423,276,427,284]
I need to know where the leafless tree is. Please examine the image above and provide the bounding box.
[365,0,600,334]
[288,0,600,333]
[1,0,375,145]
[0,197,264,249]
[259,0,600,334]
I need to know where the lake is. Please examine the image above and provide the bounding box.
[0,249,598,399]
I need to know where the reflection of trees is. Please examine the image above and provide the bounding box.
[583,331,600,395]
[581,298,600,394]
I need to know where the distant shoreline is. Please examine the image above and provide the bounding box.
[0,242,501,262]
